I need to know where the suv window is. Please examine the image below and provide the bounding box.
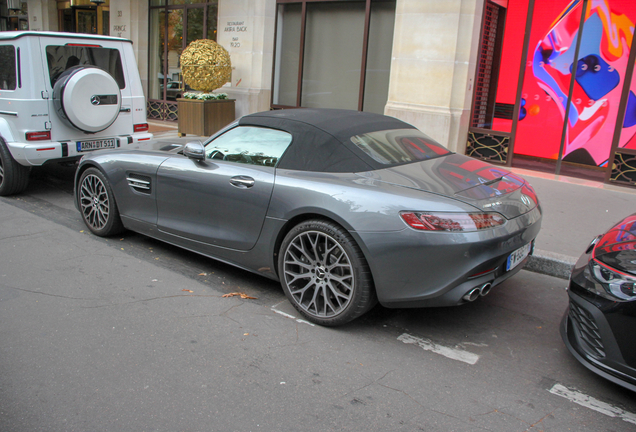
[0,45,16,90]
[204,126,292,167]
[46,45,125,89]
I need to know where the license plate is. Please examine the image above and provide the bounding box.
[77,138,116,152]
[506,242,532,271]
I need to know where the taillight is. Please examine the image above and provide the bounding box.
[26,131,51,141]
[400,211,505,232]
[134,123,149,132]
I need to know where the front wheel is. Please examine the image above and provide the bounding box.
[77,167,124,236]
[278,219,376,326]
[0,138,30,196]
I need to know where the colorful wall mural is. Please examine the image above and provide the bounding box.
[513,0,636,167]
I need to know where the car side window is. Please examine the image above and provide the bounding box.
[0,45,16,90]
[204,126,292,167]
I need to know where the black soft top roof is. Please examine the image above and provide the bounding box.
[238,109,416,172]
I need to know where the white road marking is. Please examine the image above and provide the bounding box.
[398,333,479,365]
[271,309,296,320]
[549,384,636,425]
[270,303,315,326]
[295,319,315,327]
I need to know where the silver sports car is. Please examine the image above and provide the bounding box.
[75,109,542,326]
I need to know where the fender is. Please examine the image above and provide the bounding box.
[0,117,15,142]
[0,118,27,164]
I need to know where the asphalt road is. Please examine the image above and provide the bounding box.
[1,165,635,432]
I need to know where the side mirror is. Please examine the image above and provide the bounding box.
[183,141,205,161]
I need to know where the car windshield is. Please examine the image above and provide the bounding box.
[350,129,451,166]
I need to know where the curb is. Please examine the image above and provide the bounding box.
[526,249,577,280]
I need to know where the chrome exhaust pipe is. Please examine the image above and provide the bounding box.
[479,283,492,297]
[462,287,481,302]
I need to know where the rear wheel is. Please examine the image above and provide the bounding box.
[78,167,124,236]
[0,138,30,196]
[278,219,376,326]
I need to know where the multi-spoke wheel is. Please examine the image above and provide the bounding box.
[78,167,124,236]
[278,219,376,326]
[0,137,30,196]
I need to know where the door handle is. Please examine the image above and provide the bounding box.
[230,176,255,189]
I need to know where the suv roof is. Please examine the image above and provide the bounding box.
[0,31,131,43]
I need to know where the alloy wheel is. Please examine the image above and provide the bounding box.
[282,230,354,318]
[79,173,110,230]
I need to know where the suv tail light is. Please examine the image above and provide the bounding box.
[400,211,505,232]
[134,123,149,132]
[26,131,51,141]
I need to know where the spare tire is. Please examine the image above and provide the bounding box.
[52,66,121,133]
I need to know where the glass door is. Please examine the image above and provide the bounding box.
[147,1,219,121]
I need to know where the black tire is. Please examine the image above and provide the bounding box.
[278,219,376,326]
[0,137,30,196]
[77,167,124,237]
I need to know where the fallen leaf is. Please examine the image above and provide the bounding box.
[182,289,194,293]
[244,333,249,336]
[198,272,207,276]
[222,292,257,300]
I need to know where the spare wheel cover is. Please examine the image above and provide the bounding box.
[60,68,121,133]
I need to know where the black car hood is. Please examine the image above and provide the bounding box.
[594,213,636,275]
[356,153,539,219]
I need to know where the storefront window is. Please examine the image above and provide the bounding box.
[469,0,636,185]
[302,2,365,110]
[148,8,166,100]
[363,0,396,114]
[272,3,301,106]
[148,1,218,120]
[272,0,396,114]
[516,0,636,168]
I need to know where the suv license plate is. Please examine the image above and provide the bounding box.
[77,138,116,152]
[506,242,532,272]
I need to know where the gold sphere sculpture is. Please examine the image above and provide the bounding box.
[180,39,232,93]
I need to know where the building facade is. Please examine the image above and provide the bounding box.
[3,0,636,187]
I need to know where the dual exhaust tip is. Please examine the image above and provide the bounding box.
[462,283,492,302]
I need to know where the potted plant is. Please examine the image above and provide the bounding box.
[177,39,234,137]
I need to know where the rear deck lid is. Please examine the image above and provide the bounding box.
[356,153,539,219]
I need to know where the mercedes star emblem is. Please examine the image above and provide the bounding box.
[90,95,101,106]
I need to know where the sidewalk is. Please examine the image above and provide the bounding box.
[147,120,636,280]
[511,168,636,279]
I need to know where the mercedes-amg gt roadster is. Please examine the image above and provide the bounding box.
[75,109,542,326]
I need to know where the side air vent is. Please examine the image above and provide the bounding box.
[127,173,151,194]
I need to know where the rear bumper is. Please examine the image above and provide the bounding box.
[355,206,542,308]
[7,132,153,166]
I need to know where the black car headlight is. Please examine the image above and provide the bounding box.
[585,259,636,302]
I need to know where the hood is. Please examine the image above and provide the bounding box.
[594,213,636,275]
[355,153,539,219]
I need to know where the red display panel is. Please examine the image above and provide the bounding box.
[514,0,636,166]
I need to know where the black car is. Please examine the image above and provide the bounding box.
[561,213,636,392]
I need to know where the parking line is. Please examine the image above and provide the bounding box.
[398,333,479,365]
[270,303,315,326]
[549,384,636,425]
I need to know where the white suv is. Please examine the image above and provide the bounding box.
[0,31,152,196]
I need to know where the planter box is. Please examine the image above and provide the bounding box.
[177,98,236,137]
